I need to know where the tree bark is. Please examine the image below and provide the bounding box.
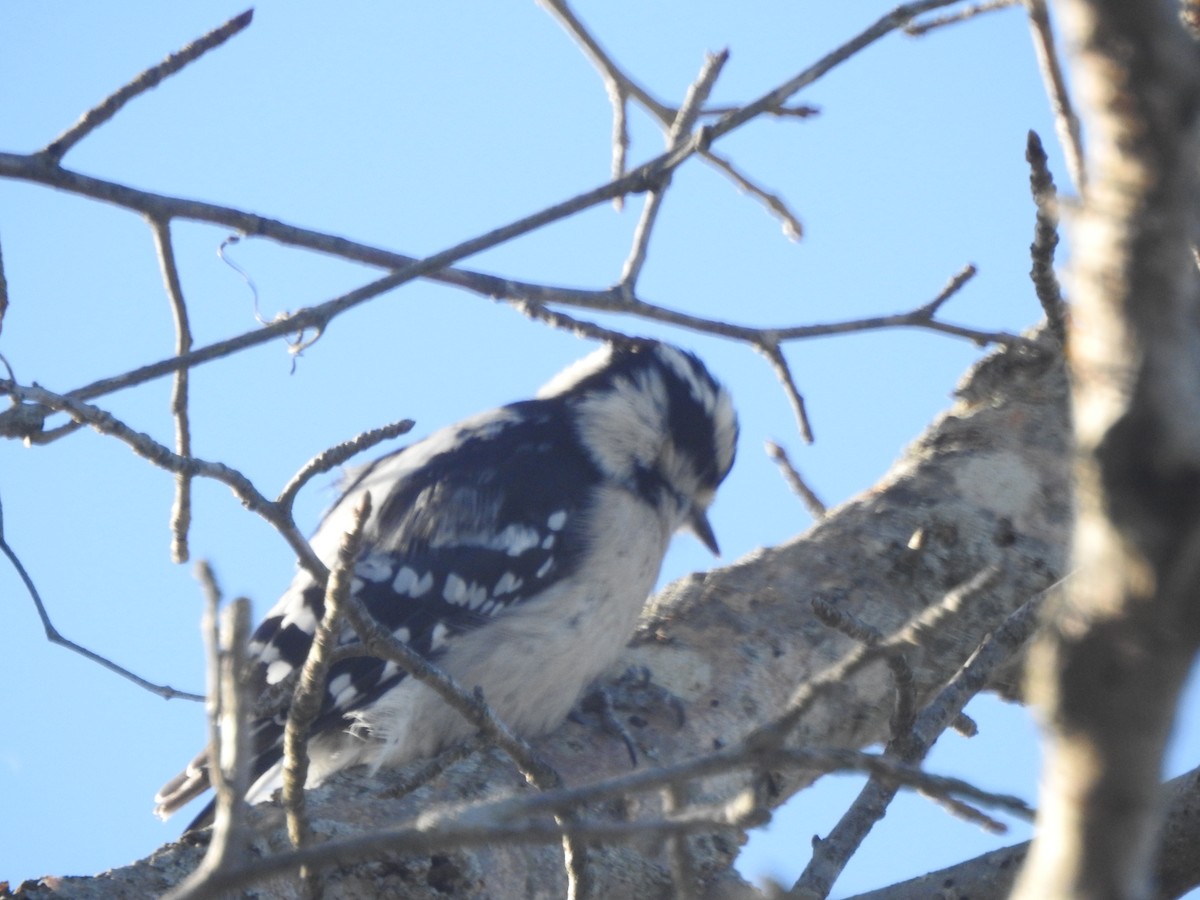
[1013,2,1200,899]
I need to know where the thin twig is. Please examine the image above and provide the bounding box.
[198,564,229,800]
[334,588,600,897]
[701,149,804,240]
[915,263,978,318]
[537,0,675,121]
[905,0,1020,36]
[179,744,1032,897]
[1023,0,1086,193]
[41,10,254,163]
[758,341,815,444]
[151,216,194,563]
[0,235,8,337]
[1025,130,1067,344]
[0,143,1028,443]
[662,782,699,900]
[793,573,1043,899]
[168,586,253,900]
[338,592,564,792]
[0,490,203,701]
[276,419,415,515]
[608,79,629,209]
[619,49,729,292]
[282,493,372,896]
[540,0,812,237]
[765,440,827,518]
[811,596,886,646]
[0,381,327,581]
[0,266,1031,445]
[811,597,918,755]
[755,563,1003,750]
[511,299,640,345]
[703,0,963,140]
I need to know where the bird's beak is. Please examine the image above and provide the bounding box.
[689,507,721,556]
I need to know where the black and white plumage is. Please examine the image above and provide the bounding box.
[155,341,738,825]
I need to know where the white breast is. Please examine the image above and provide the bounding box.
[348,483,671,769]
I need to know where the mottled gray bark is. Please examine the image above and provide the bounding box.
[7,327,1073,899]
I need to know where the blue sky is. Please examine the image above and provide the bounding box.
[1,2,1197,895]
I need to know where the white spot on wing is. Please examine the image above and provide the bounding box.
[412,571,434,597]
[467,582,489,609]
[355,555,392,583]
[494,524,541,556]
[547,510,567,531]
[536,557,554,579]
[392,566,418,595]
[444,574,467,605]
[494,572,521,595]
[281,604,317,633]
[266,660,292,685]
[257,643,280,665]
[430,622,449,650]
[394,627,411,644]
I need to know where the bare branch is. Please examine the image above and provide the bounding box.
[757,563,1003,750]
[150,216,194,564]
[41,10,254,163]
[276,419,415,515]
[537,0,674,121]
[282,493,372,895]
[0,490,203,701]
[511,299,640,345]
[175,744,1032,897]
[706,1,962,140]
[794,578,1039,898]
[619,50,728,292]
[0,381,327,581]
[765,440,827,518]
[1015,1,1200,895]
[701,148,805,240]
[167,586,253,900]
[1024,0,1087,193]
[0,235,8,338]
[906,0,1021,36]
[914,262,978,318]
[1025,130,1068,344]
[541,0,812,238]
[758,341,815,444]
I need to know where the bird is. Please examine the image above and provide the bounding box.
[155,340,738,828]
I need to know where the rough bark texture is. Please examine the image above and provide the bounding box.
[1013,2,1200,899]
[6,329,1072,898]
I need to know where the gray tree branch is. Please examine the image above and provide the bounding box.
[1013,1,1200,897]
[20,324,1071,898]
